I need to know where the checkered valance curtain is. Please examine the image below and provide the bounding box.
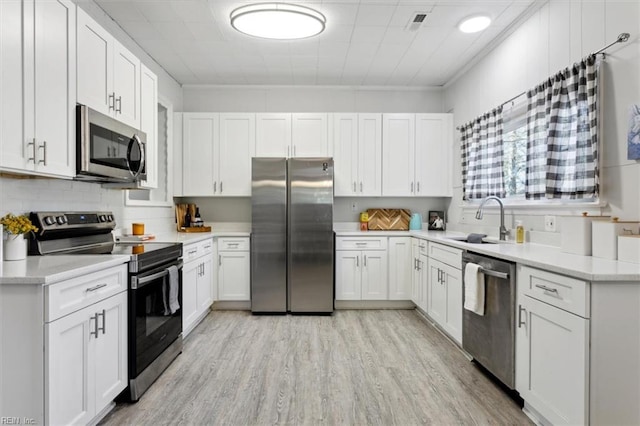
[525,55,600,199]
[460,107,505,200]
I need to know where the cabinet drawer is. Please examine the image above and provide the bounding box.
[428,242,462,269]
[199,238,214,255]
[518,265,590,318]
[414,238,428,255]
[45,264,127,322]
[218,237,249,251]
[336,237,387,251]
[183,242,200,261]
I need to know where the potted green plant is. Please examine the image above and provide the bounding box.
[1,213,38,261]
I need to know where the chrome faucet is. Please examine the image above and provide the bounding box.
[475,196,509,241]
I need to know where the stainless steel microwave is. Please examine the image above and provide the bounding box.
[76,104,146,182]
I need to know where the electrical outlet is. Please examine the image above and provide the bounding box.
[544,215,556,232]
[351,202,358,212]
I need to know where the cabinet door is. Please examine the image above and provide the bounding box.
[112,42,140,128]
[361,251,388,300]
[256,113,291,157]
[415,114,453,196]
[411,240,421,306]
[93,292,127,413]
[46,307,93,425]
[335,251,360,300]
[442,263,462,344]
[332,114,358,196]
[219,113,255,196]
[388,237,412,300]
[0,0,29,171]
[428,258,446,326]
[292,113,328,157]
[382,114,415,196]
[139,64,158,189]
[76,8,113,116]
[218,252,250,301]
[358,113,382,196]
[197,257,214,312]
[182,260,199,334]
[182,113,218,196]
[516,295,589,425]
[31,0,75,177]
[419,253,429,312]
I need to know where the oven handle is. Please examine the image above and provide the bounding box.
[132,261,183,289]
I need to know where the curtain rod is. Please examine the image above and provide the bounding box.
[456,32,631,130]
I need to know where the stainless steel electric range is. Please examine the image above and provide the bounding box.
[29,211,183,402]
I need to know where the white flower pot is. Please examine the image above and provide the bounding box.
[4,233,27,261]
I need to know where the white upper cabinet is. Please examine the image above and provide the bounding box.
[255,113,328,158]
[382,113,453,197]
[382,114,415,196]
[138,63,158,189]
[333,113,382,197]
[4,0,76,178]
[256,113,291,157]
[415,114,453,196]
[182,113,254,196]
[77,7,140,129]
[218,113,255,196]
[291,113,328,157]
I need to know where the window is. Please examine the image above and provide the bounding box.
[502,98,527,199]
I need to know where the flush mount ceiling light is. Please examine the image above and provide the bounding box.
[230,3,326,40]
[458,15,491,33]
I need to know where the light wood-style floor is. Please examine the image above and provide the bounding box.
[101,310,530,425]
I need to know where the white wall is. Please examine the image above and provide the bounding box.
[1,1,184,235]
[182,86,443,113]
[443,0,640,243]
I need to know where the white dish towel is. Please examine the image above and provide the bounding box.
[464,262,485,316]
[168,265,181,314]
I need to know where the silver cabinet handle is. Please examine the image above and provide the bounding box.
[90,314,99,338]
[355,242,367,246]
[204,244,211,249]
[86,283,107,292]
[410,182,414,193]
[356,256,359,267]
[97,309,106,335]
[27,138,36,163]
[213,181,217,193]
[364,255,367,267]
[414,258,417,270]
[535,284,559,294]
[360,182,363,192]
[38,141,47,165]
[287,146,290,157]
[219,255,222,266]
[188,249,197,255]
[353,182,356,192]
[293,145,296,156]
[220,181,223,193]
[417,182,420,193]
[518,305,526,328]
[109,92,115,111]
[416,260,421,271]
[116,95,122,113]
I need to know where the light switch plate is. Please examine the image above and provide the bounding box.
[544,215,556,232]
[351,202,358,212]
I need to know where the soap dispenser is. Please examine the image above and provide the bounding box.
[515,220,525,243]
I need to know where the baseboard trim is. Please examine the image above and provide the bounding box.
[335,300,415,310]
[212,301,251,310]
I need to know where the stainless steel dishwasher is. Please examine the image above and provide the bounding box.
[462,251,516,389]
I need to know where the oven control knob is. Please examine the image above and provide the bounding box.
[56,216,67,225]
[44,216,56,226]
[100,215,107,222]
[107,214,114,222]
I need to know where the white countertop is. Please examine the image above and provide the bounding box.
[153,229,250,245]
[0,255,130,285]
[335,229,640,282]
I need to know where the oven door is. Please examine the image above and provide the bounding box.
[77,104,146,181]
[129,260,182,378]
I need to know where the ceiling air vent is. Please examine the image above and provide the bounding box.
[405,12,428,32]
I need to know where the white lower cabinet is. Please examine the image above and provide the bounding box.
[1,263,129,425]
[335,243,388,301]
[410,238,428,311]
[218,238,250,301]
[426,242,462,344]
[516,265,589,425]
[388,237,412,300]
[182,238,215,336]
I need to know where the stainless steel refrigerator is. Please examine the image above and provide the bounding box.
[251,157,334,314]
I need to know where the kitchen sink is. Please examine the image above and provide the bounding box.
[445,236,498,244]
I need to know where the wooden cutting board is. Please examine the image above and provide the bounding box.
[366,209,411,231]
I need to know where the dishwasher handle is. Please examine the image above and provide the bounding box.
[479,267,509,280]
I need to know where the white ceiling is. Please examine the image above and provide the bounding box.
[95,0,537,87]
